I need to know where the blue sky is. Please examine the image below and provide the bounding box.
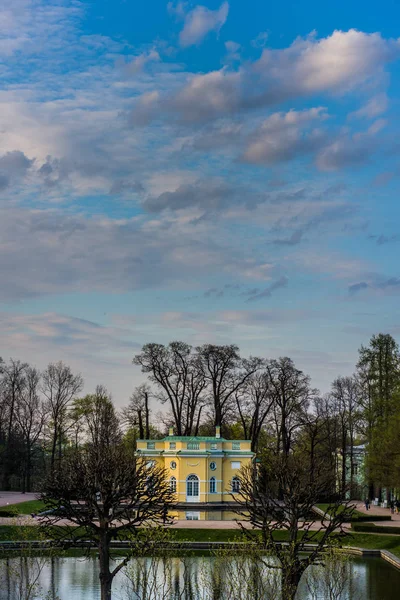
[1,0,400,405]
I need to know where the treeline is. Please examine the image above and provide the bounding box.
[133,336,400,499]
[0,360,83,491]
[1,333,400,497]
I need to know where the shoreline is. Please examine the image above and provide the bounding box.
[1,538,400,571]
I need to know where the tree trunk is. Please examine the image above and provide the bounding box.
[341,434,347,499]
[137,409,144,440]
[26,445,32,493]
[50,429,57,471]
[194,405,203,437]
[215,403,222,429]
[282,566,303,600]
[144,393,150,439]
[58,434,62,464]
[99,536,113,600]
[21,468,26,494]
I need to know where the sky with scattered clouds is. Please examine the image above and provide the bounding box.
[2,0,400,405]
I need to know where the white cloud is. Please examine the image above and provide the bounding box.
[251,31,268,48]
[225,40,240,53]
[135,29,400,124]
[179,2,229,47]
[0,206,283,301]
[256,29,399,94]
[316,119,387,171]
[349,93,388,119]
[0,0,83,59]
[241,107,328,164]
[126,50,160,75]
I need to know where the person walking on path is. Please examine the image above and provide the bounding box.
[365,497,370,511]
[390,499,395,514]
[396,499,400,514]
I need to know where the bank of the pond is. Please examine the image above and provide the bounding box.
[2,526,400,568]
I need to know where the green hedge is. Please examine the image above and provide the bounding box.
[352,522,400,534]
[351,514,392,522]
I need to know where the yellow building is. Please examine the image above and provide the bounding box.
[136,426,255,520]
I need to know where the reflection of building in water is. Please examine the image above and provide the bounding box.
[136,426,255,520]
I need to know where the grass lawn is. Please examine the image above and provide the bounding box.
[0,525,44,540]
[1,525,400,559]
[316,503,391,523]
[315,503,364,518]
[0,500,46,516]
[349,533,400,558]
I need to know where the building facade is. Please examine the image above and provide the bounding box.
[136,426,255,520]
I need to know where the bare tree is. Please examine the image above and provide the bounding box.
[0,358,28,488]
[313,395,342,492]
[123,383,152,440]
[14,367,46,492]
[40,392,175,600]
[133,342,206,436]
[41,361,83,471]
[195,344,262,430]
[72,385,120,447]
[266,357,316,457]
[234,368,273,452]
[331,376,360,498]
[298,408,325,487]
[234,453,354,600]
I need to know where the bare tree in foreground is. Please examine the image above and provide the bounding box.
[40,391,175,600]
[234,453,355,600]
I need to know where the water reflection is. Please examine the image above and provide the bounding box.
[0,553,399,600]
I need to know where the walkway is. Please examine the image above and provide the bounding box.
[354,501,400,527]
[0,491,37,507]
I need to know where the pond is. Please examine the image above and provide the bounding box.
[0,553,399,599]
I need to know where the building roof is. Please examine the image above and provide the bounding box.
[137,436,252,443]
[164,436,228,442]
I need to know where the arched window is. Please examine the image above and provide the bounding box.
[170,477,177,493]
[186,474,199,500]
[231,476,240,493]
[209,477,216,494]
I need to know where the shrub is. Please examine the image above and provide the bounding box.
[352,523,400,534]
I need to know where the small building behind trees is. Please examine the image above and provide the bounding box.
[336,443,367,500]
[136,425,255,520]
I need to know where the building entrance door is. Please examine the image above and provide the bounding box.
[186,474,199,502]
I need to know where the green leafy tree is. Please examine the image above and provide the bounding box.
[357,334,400,496]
